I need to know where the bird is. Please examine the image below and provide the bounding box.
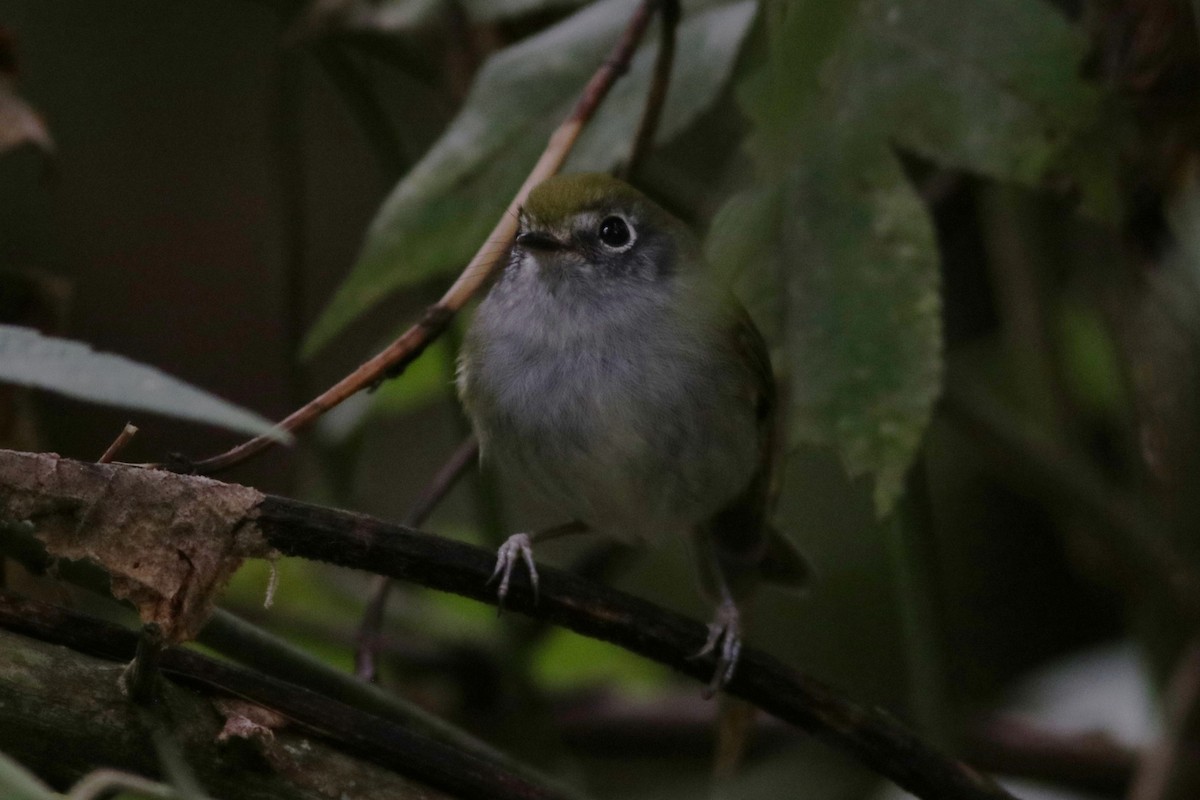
[457,172,809,693]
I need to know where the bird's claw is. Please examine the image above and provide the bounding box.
[691,599,742,698]
[487,532,538,609]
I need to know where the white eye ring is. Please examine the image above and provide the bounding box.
[597,215,636,252]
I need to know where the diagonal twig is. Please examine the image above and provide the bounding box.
[355,435,479,680]
[187,0,668,476]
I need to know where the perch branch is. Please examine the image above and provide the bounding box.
[0,515,582,800]
[254,495,1016,800]
[0,448,1018,800]
[188,0,667,476]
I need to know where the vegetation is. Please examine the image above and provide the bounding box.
[1,1,1198,798]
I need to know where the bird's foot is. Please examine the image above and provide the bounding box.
[487,532,538,609]
[692,598,742,698]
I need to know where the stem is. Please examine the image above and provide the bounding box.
[619,0,679,181]
[355,436,479,679]
[888,457,953,744]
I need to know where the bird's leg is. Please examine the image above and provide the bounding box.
[694,580,743,697]
[488,520,588,608]
[687,532,749,696]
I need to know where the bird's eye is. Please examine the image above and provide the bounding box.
[598,216,634,250]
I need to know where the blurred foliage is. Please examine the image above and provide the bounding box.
[302,0,756,354]
[0,324,290,441]
[7,0,1200,798]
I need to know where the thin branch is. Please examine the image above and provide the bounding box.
[188,0,667,476]
[98,423,138,464]
[356,435,479,679]
[554,701,1140,799]
[619,0,679,181]
[0,591,584,800]
[120,622,166,705]
[0,517,580,800]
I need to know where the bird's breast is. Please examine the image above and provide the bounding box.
[461,276,758,543]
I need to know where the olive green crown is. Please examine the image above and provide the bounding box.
[523,172,681,233]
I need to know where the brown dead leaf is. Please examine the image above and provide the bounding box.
[214,698,288,744]
[0,449,269,642]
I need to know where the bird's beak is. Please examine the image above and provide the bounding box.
[515,230,568,252]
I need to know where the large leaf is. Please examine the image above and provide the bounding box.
[712,0,1098,514]
[304,0,756,355]
[711,146,940,515]
[0,325,289,441]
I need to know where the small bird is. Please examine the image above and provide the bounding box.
[457,173,809,692]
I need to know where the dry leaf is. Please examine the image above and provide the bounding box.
[0,449,269,642]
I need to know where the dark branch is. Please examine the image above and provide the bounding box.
[0,591,583,800]
[0,448,1019,800]
[252,494,1020,800]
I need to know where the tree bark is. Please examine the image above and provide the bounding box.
[0,448,1020,800]
[0,626,452,799]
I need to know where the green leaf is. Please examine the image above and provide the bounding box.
[713,149,941,515]
[842,0,1097,185]
[715,0,1097,514]
[0,751,54,800]
[0,325,289,442]
[743,0,1097,183]
[303,0,756,355]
